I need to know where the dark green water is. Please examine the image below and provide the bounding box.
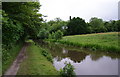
[39,42,120,75]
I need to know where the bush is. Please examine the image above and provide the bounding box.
[49,30,63,40]
[37,29,49,39]
[60,62,76,77]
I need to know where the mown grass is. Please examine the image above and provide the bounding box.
[2,42,23,74]
[17,41,59,75]
[58,32,120,52]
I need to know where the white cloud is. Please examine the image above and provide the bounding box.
[39,0,119,22]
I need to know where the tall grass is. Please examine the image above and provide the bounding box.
[58,32,120,52]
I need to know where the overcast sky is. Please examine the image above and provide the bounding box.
[39,0,119,22]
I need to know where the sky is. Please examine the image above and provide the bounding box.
[39,0,119,22]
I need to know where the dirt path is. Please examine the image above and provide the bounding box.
[4,43,28,76]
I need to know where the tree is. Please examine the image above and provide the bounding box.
[86,23,93,34]
[66,17,87,35]
[47,18,68,35]
[89,17,106,33]
[114,20,120,32]
[2,2,43,40]
[104,20,119,32]
[2,10,24,48]
[37,29,49,39]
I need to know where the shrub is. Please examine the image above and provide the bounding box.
[49,30,63,40]
[60,62,76,77]
[37,29,49,39]
[54,30,63,40]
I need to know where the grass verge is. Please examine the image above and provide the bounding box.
[17,41,59,75]
[49,32,120,52]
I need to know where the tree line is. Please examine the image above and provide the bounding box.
[40,17,120,38]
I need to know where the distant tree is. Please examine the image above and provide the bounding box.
[86,23,93,34]
[104,20,118,32]
[66,17,87,35]
[115,20,120,32]
[47,18,68,35]
[110,20,116,32]
[104,21,109,32]
[89,17,106,33]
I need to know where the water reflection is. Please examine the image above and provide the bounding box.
[51,48,88,63]
[73,56,118,75]
[67,50,88,63]
[90,54,103,61]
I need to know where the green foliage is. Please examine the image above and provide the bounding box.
[66,17,87,35]
[89,17,107,33]
[60,62,76,77]
[49,30,63,40]
[2,10,24,48]
[115,20,120,31]
[2,48,11,64]
[37,29,49,39]
[41,48,53,63]
[89,17,119,33]
[47,18,68,34]
[89,17,103,27]
[54,30,63,40]
[65,16,119,35]
[2,2,43,42]
[2,1,43,55]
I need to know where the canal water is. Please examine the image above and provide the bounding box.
[39,42,120,75]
